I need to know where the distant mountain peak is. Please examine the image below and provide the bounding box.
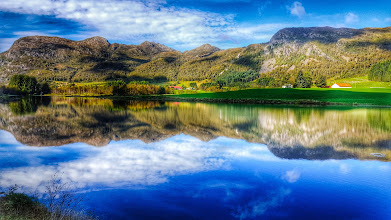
[81,36,110,47]
[4,36,74,59]
[184,44,220,58]
[198,44,219,49]
[138,41,176,55]
[270,26,363,44]
[8,36,71,49]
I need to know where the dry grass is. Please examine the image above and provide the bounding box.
[0,174,95,220]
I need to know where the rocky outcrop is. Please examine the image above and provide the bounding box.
[4,36,112,60]
[270,27,363,45]
[138,41,176,55]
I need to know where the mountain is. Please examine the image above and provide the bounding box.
[183,44,220,58]
[1,26,391,85]
[0,36,178,83]
[269,26,363,44]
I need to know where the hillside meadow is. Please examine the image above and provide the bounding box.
[170,88,391,106]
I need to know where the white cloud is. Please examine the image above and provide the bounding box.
[345,12,359,24]
[282,169,301,183]
[339,164,351,174]
[0,0,288,49]
[0,130,19,145]
[0,0,230,48]
[0,135,275,192]
[287,1,306,18]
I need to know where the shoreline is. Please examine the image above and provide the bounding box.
[2,90,391,108]
[111,95,391,108]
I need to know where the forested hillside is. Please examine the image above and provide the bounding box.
[1,26,391,87]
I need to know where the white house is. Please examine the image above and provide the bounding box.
[331,83,352,88]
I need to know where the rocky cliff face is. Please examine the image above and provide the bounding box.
[137,41,176,55]
[0,26,391,84]
[4,36,111,60]
[269,27,363,45]
[0,36,181,83]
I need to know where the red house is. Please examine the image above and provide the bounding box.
[169,86,183,90]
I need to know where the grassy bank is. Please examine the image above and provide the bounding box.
[0,183,94,220]
[4,87,391,107]
[166,88,391,106]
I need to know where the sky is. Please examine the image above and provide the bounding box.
[0,0,391,51]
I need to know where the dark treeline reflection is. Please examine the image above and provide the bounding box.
[8,96,51,115]
[0,96,390,161]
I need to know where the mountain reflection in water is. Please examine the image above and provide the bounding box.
[0,96,390,161]
[0,97,390,219]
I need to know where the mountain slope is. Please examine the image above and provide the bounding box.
[0,36,177,83]
[1,26,391,85]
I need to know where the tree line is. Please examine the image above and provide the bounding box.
[7,75,51,95]
[257,71,327,88]
[369,60,391,82]
[51,80,165,96]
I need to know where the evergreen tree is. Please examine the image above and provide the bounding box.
[295,71,312,88]
[9,75,40,94]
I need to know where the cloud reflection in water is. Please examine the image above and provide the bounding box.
[0,131,275,193]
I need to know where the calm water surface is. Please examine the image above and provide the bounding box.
[0,97,390,219]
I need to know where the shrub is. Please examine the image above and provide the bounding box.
[0,185,45,219]
[0,178,96,220]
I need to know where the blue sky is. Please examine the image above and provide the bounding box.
[0,0,391,51]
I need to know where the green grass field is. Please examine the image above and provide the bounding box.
[47,78,391,106]
[328,76,391,88]
[171,88,391,106]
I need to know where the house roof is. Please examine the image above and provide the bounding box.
[169,86,183,89]
[335,83,352,87]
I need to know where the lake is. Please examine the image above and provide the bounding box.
[0,97,390,219]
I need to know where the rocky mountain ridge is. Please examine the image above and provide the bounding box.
[269,26,363,45]
[0,26,391,84]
